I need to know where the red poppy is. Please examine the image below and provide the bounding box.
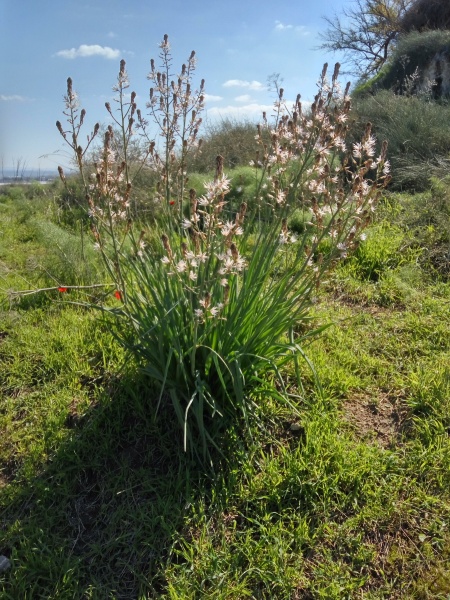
[169,200,175,206]
[58,287,67,293]
[114,290,122,300]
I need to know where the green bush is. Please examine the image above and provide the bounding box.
[187,118,261,172]
[50,176,90,229]
[352,91,450,190]
[401,0,450,33]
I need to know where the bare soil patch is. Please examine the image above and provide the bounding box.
[342,392,407,447]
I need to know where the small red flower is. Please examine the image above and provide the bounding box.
[114,290,122,300]
[58,287,67,293]
[169,200,175,206]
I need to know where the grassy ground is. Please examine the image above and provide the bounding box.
[0,183,449,599]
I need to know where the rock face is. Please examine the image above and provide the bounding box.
[354,31,450,99]
[421,49,450,98]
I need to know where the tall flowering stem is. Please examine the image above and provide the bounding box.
[145,34,204,229]
[56,77,100,187]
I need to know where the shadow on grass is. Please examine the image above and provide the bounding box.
[0,370,223,599]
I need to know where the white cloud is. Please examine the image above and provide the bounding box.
[107,31,117,38]
[206,99,312,122]
[55,44,121,59]
[274,21,310,35]
[223,79,266,91]
[206,103,273,121]
[0,95,28,102]
[203,93,223,102]
[235,94,252,102]
[275,20,292,30]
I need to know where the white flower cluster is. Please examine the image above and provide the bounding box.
[159,173,247,323]
[250,63,390,277]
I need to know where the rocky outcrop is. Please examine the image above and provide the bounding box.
[354,30,450,99]
[421,48,450,98]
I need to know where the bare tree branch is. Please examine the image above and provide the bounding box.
[319,0,414,79]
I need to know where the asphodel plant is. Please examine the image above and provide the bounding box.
[56,36,390,460]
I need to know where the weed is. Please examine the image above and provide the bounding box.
[54,39,389,457]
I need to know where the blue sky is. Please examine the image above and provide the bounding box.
[0,0,351,173]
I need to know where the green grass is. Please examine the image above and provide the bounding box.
[0,187,103,303]
[1,183,450,598]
